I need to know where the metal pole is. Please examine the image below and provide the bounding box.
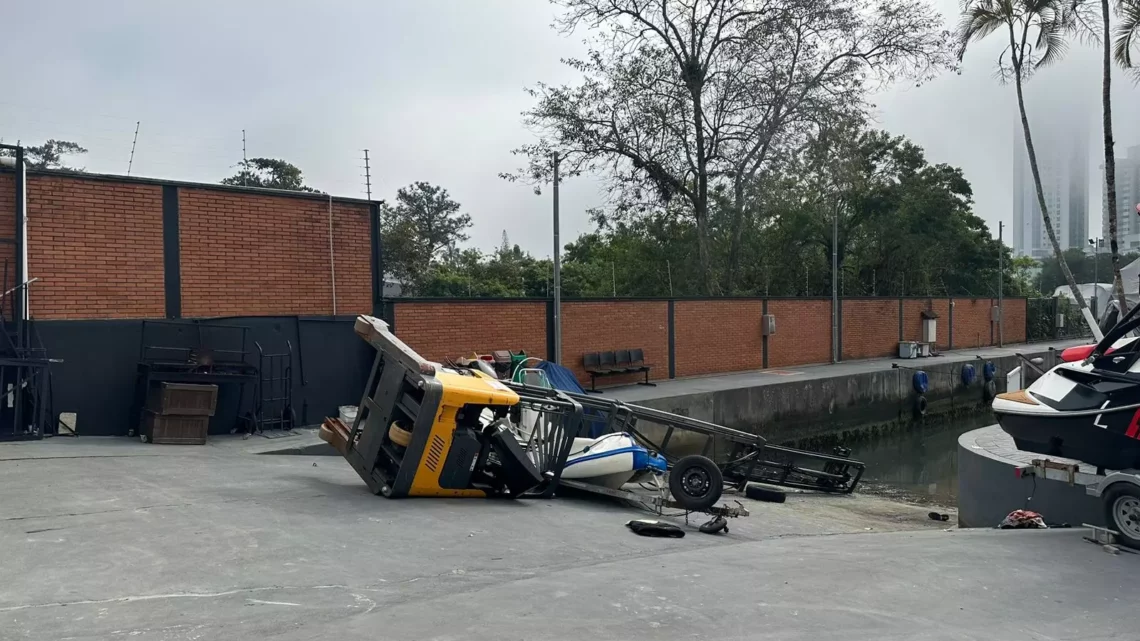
[127,121,140,176]
[363,149,372,201]
[831,205,839,363]
[998,221,1004,347]
[13,145,25,348]
[552,153,562,365]
[242,129,248,187]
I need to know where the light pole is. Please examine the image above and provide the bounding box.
[1088,237,1103,319]
[552,153,562,365]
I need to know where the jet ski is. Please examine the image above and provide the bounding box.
[993,303,1140,471]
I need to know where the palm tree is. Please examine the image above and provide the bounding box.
[1115,0,1140,74]
[958,0,1101,338]
[1072,0,1140,318]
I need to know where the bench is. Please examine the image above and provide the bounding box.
[582,349,656,393]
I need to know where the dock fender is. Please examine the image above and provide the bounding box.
[960,364,976,388]
[983,380,997,401]
[914,394,928,417]
[912,370,929,394]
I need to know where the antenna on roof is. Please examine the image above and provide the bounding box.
[127,121,140,176]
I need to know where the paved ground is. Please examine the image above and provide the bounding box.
[2,437,1135,640]
[608,339,1086,403]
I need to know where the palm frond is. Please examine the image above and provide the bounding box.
[1034,11,1071,68]
[956,3,1010,59]
[1114,0,1140,75]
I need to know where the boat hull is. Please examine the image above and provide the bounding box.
[994,408,1140,471]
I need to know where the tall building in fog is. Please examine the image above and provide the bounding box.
[1103,145,1140,250]
[1013,120,1089,258]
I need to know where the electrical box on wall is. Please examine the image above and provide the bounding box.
[761,314,776,336]
[922,317,937,344]
[991,306,1002,322]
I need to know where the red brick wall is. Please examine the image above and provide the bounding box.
[1003,298,1027,343]
[0,174,15,318]
[952,298,995,348]
[28,175,165,320]
[179,188,371,317]
[842,299,900,360]
[393,301,546,364]
[767,299,832,368]
[902,299,952,350]
[674,300,763,377]
[561,301,668,385]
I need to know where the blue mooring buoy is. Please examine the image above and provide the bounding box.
[912,370,929,394]
[982,361,997,382]
[960,364,977,387]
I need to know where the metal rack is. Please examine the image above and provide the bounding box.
[252,340,296,435]
[130,320,259,437]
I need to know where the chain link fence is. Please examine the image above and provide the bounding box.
[1026,297,1095,342]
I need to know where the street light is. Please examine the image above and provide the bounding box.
[1088,237,1104,318]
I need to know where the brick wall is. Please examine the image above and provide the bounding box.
[1003,298,1027,343]
[952,298,995,348]
[767,299,832,368]
[393,301,546,364]
[179,188,371,317]
[561,301,668,385]
[903,299,951,350]
[842,299,901,360]
[0,173,14,316]
[674,300,763,377]
[28,175,165,319]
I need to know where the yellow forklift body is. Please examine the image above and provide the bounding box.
[407,371,519,497]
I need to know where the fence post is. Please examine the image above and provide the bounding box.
[667,300,676,379]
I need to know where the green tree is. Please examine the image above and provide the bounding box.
[381,182,472,294]
[221,158,318,192]
[957,0,1096,333]
[0,139,88,171]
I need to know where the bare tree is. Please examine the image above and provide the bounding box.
[506,0,950,294]
[720,0,952,292]
[958,0,1100,336]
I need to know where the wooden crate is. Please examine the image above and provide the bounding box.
[142,412,209,445]
[146,383,218,416]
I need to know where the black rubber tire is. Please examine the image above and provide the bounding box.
[1103,483,1140,549]
[669,455,723,511]
[745,483,787,503]
[914,395,928,418]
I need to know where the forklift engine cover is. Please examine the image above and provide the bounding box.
[336,316,543,498]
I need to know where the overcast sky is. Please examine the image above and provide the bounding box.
[3,0,1139,256]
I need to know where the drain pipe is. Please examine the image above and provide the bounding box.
[327,194,337,316]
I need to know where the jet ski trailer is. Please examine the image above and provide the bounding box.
[503,381,867,502]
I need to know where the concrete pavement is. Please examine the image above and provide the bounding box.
[1,437,1135,640]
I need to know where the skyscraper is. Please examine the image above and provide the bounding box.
[1102,145,1140,250]
[1013,117,1089,258]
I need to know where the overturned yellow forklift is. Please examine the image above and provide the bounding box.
[320,316,583,498]
[324,316,862,530]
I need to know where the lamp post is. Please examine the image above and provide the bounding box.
[1089,237,1103,319]
[552,153,562,365]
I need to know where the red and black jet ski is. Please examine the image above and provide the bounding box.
[993,303,1140,471]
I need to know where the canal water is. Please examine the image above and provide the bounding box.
[844,413,996,507]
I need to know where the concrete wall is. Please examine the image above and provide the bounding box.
[957,428,1103,528]
[630,350,1054,444]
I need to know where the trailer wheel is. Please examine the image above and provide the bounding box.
[669,455,723,511]
[745,483,787,503]
[1104,483,1140,549]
